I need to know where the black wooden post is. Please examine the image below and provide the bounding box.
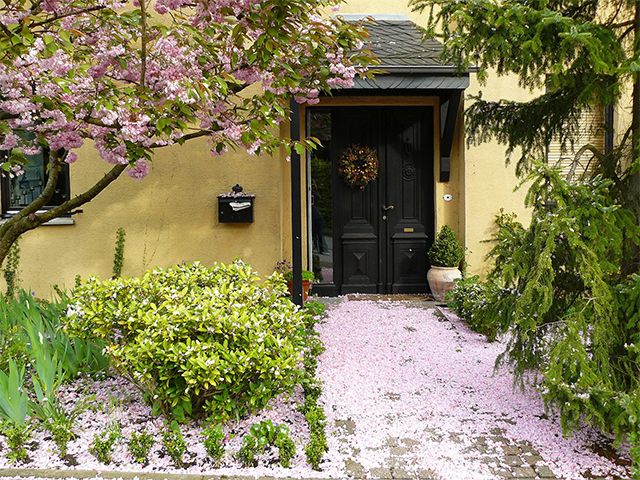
[439,91,462,182]
[290,99,304,307]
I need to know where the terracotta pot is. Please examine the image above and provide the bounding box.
[427,266,462,302]
[287,280,312,301]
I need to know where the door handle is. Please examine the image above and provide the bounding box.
[382,205,395,212]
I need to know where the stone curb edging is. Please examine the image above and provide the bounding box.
[0,469,332,480]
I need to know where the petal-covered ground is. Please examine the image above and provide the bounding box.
[0,298,633,480]
[0,375,317,478]
[316,299,632,479]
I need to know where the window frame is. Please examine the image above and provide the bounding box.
[0,146,71,218]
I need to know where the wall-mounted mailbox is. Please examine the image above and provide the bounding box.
[218,184,255,223]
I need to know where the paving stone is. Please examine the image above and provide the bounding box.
[344,458,366,478]
[502,445,521,455]
[475,444,491,454]
[512,466,537,478]
[401,438,421,448]
[414,468,438,479]
[523,454,543,466]
[491,467,515,478]
[386,457,404,469]
[535,465,557,478]
[369,467,393,479]
[391,467,412,479]
[520,444,538,455]
[386,437,400,448]
[335,418,357,435]
[390,446,411,456]
[504,455,524,467]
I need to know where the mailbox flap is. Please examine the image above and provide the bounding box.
[229,201,252,211]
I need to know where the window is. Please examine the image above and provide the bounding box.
[547,106,605,181]
[307,109,333,286]
[0,134,70,217]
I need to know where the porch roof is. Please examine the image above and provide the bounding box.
[343,16,470,89]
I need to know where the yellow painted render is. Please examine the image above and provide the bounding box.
[11,0,538,295]
[16,137,287,296]
[463,76,536,276]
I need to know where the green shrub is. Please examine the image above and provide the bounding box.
[427,225,464,267]
[3,241,20,298]
[202,424,225,464]
[303,301,326,326]
[128,430,155,464]
[275,260,315,282]
[275,429,296,468]
[0,323,27,372]
[65,261,307,422]
[237,420,295,468]
[237,434,259,467]
[162,423,187,467]
[89,422,121,464]
[302,397,328,470]
[112,227,126,279]
[446,276,508,341]
[47,415,74,458]
[298,303,329,470]
[0,421,30,463]
[283,270,315,282]
[305,431,328,471]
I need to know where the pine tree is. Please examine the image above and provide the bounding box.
[411,0,640,271]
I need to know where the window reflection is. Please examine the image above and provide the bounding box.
[308,111,333,284]
[10,152,45,208]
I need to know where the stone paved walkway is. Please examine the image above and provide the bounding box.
[314,299,632,480]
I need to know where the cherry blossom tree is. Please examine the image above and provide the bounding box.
[0,0,372,264]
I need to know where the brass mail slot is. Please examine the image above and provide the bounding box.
[403,227,415,233]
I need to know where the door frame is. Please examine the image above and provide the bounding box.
[303,96,441,296]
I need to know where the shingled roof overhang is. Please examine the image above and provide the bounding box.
[344,17,471,90]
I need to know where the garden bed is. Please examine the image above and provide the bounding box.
[0,375,322,478]
[0,262,329,479]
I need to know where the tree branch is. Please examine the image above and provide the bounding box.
[0,150,62,238]
[149,129,213,148]
[140,0,148,87]
[37,163,127,223]
[30,5,107,28]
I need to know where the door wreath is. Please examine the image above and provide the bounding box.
[337,144,378,190]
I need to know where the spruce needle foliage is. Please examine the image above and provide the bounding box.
[448,165,640,464]
[412,0,640,469]
[410,0,634,184]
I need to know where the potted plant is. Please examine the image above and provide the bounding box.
[427,225,464,301]
[275,261,315,301]
[283,270,315,301]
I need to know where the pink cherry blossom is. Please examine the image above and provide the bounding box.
[127,159,150,179]
[0,0,370,181]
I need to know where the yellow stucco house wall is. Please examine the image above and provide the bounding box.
[9,0,535,297]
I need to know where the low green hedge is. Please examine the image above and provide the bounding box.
[65,260,307,422]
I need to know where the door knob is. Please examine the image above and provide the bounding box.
[382,205,395,212]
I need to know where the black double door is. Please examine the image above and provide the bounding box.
[327,106,434,294]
